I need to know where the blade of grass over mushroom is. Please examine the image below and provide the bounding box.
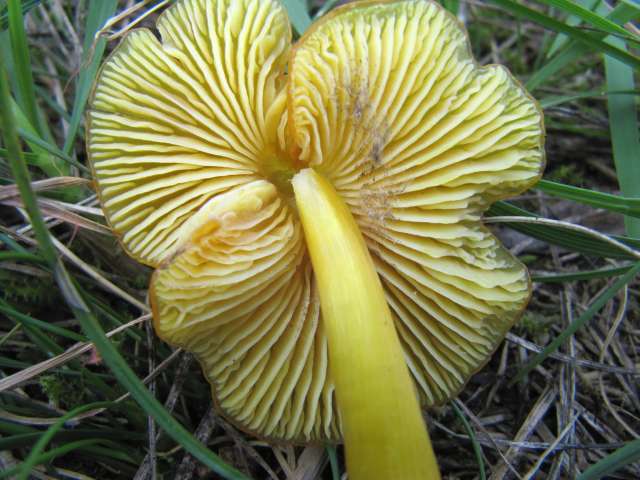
[0,49,250,480]
[535,179,640,218]
[539,89,640,108]
[488,202,640,259]
[526,0,639,91]
[578,438,640,480]
[511,261,640,384]
[605,28,640,237]
[313,0,342,19]
[532,264,635,283]
[487,0,640,71]
[62,0,118,155]
[281,0,311,35]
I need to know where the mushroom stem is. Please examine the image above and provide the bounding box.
[292,168,441,480]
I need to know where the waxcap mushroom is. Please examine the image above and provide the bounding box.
[89,0,544,452]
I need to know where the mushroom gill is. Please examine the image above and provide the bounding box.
[287,1,544,409]
[89,0,545,477]
[89,0,291,266]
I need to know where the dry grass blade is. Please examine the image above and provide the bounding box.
[291,446,326,480]
[51,236,149,312]
[0,177,89,201]
[505,333,639,375]
[0,408,74,427]
[6,199,110,234]
[0,340,180,431]
[522,413,582,480]
[174,406,218,480]
[0,314,150,393]
[489,387,557,480]
[134,352,193,480]
[114,348,182,403]
[485,216,640,260]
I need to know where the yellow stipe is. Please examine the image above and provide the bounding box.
[292,168,441,480]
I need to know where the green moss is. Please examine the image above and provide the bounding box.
[547,163,586,186]
[517,312,557,337]
[39,372,86,409]
[0,270,57,307]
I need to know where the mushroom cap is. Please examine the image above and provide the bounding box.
[89,0,544,443]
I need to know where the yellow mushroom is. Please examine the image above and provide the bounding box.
[88,0,545,478]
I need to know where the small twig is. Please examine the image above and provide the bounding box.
[138,320,158,480]
[175,406,218,480]
[489,386,556,480]
[522,413,582,480]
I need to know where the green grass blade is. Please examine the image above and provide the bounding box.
[18,127,89,172]
[0,299,87,342]
[526,1,638,91]
[441,0,460,15]
[20,322,63,356]
[540,89,640,108]
[0,46,250,480]
[327,445,341,480]
[578,438,640,480]
[488,202,640,259]
[452,402,486,480]
[7,0,39,136]
[604,27,640,237]
[0,0,39,31]
[281,0,311,35]
[511,262,640,384]
[0,250,43,263]
[536,179,640,218]
[536,0,639,44]
[17,401,114,480]
[532,264,633,282]
[488,0,640,70]
[0,439,105,479]
[0,428,146,450]
[10,90,66,176]
[63,0,117,155]
[314,0,342,18]
[546,0,599,58]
